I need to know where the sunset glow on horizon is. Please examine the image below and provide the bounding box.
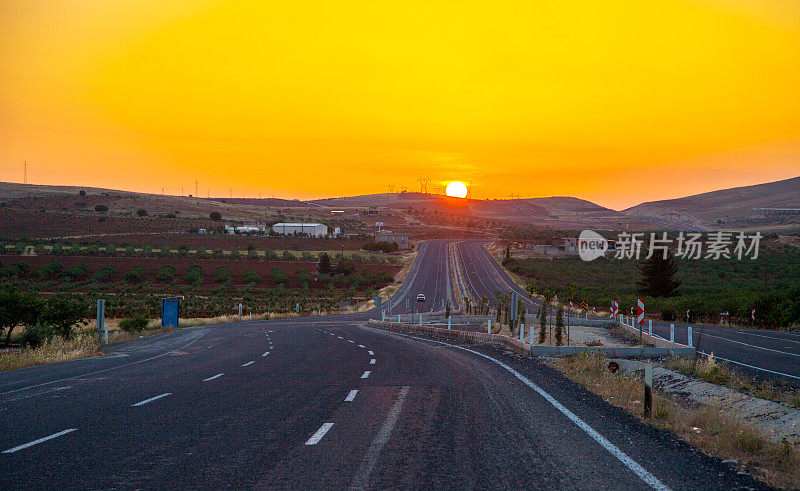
[1,1,799,209]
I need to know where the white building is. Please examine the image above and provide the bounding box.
[272,222,328,237]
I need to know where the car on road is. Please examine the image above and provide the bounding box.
[416,293,426,302]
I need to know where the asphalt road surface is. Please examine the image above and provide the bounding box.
[455,240,800,385]
[0,240,768,488]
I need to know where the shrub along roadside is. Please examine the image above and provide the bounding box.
[552,352,800,489]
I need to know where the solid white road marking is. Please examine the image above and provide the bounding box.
[350,386,410,489]
[132,392,172,407]
[361,371,371,379]
[345,389,359,402]
[393,332,670,491]
[241,361,254,367]
[305,423,334,445]
[203,373,224,382]
[368,350,374,356]
[358,344,365,348]
[370,359,376,365]
[2,428,78,454]
[698,351,800,380]
[262,351,270,357]
[701,333,800,358]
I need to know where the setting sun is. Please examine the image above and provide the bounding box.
[445,181,468,198]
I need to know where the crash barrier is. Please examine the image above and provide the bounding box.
[366,320,529,356]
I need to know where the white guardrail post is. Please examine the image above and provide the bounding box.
[670,324,674,343]
[688,325,693,348]
[648,319,652,336]
[487,319,491,334]
[520,323,524,342]
[447,317,451,330]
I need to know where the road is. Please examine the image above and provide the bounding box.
[0,240,765,488]
[455,240,800,385]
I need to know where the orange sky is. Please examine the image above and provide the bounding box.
[1,0,799,209]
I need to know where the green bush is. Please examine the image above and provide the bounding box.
[301,251,313,261]
[119,316,149,332]
[20,322,58,348]
[63,263,89,280]
[96,264,116,281]
[269,268,289,284]
[155,265,175,283]
[214,266,232,283]
[282,251,295,261]
[185,265,203,284]
[123,266,146,283]
[243,269,261,284]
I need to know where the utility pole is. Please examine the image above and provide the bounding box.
[23,161,27,184]
[195,179,198,196]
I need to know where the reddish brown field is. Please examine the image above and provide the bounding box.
[1,255,400,287]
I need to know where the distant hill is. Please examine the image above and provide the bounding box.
[623,176,800,231]
[312,192,655,230]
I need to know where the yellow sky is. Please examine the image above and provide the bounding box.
[1,0,799,209]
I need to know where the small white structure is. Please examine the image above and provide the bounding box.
[224,223,267,235]
[272,222,328,237]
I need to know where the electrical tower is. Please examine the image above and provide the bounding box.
[388,184,394,193]
[195,179,198,196]
[23,161,27,184]
[466,182,472,200]
[417,177,430,194]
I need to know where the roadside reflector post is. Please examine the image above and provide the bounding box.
[648,319,652,336]
[419,314,422,326]
[670,324,675,343]
[97,299,106,345]
[447,316,451,330]
[688,325,693,348]
[397,314,400,323]
[487,319,491,334]
[238,303,242,321]
[529,324,534,346]
[520,323,524,342]
[644,363,653,419]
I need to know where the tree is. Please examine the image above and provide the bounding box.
[335,257,356,275]
[0,288,40,346]
[41,296,89,340]
[637,251,682,298]
[539,302,548,344]
[243,269,261,284]
[96,264,116,281]
[94,204,108,213]
[79,190,86,196]
[209,212,222,221]
[185,265,203,284]
[214,266,232,283]
[270,268,289,284]
[155,265,175,283]
[445,300,451,318]
[123,266,146,283]
[555,307,564,346]
[136,208,148,217]
[318,253,332,275]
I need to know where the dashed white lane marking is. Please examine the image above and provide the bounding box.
[241,361,255,367]
[361,371,371,379]
[203,373,224,382]
[701,333,800,358]
[395,333,670,491]
[305,423,334,445]
[369,359,376,365]
[262,351,270,357]
[345,389,359,402]
[350,386,410,489]
[2,428,78,453]
[348,340,355,343]
[358,344,365,348]
[132,392,172,407]
[337,336,344,339]
[368,350,374,356]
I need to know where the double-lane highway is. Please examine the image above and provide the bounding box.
[0,240,766,488]
[454,240,800,385]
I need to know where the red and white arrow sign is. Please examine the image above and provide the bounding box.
[611,301,619,317]
[637,298,645,324]
[751,309,756,321]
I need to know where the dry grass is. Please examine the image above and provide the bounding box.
[0,334,102,372]
[378,251,417,300]
[554,352,800,489]
[666,354,800,408]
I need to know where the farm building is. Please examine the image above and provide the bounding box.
[375,230,410,249]
[272,222,328,237]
